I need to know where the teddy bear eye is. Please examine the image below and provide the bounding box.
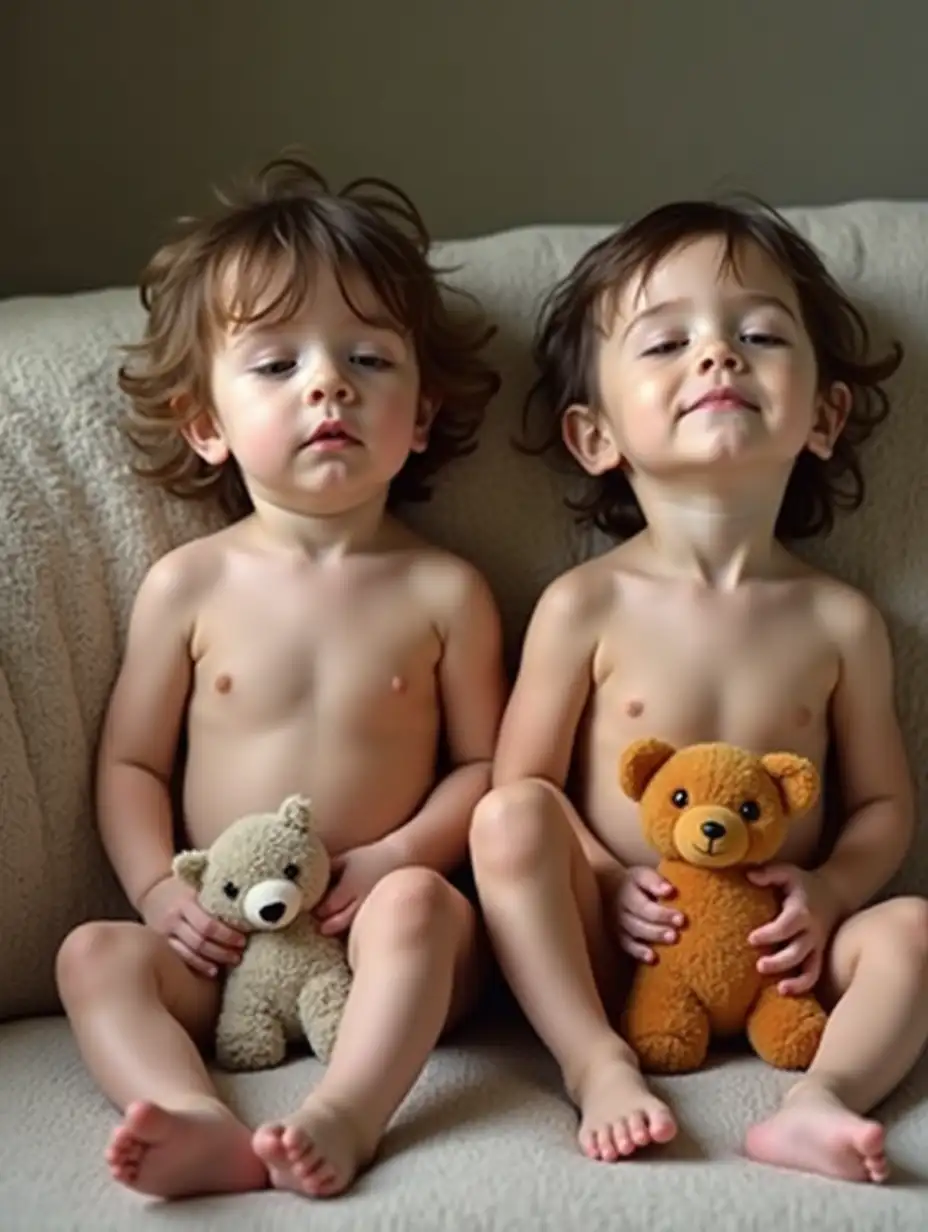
[740,800,761,822]
[223,880,240,900]
[283,863,300,881]
[671,789,689,808]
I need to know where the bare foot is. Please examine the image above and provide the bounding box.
[745,1081,889,1183]
[106,1099,267,1199]
[573,1049,677,1162]
[253,1097,375,1198]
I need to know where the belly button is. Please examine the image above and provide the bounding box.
[215,673,233,695]
[796,704,812,727]
[626,698,644,718]
[391,675,406,694]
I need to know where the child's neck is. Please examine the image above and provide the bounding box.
[633,472,790,589]
[247,488,392,559]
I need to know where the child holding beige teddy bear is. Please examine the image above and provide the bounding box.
[58,153,928,1201]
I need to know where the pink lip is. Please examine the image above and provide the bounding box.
[688,390,758,413]
[304,422,359,450]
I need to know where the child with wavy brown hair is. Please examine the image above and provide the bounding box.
[470,198,927,1184]
[56,155,506,1202]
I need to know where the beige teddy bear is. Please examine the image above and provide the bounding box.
[173,794,352,1071]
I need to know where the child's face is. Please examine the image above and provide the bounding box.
[188,261,430,513]
[563,235,849,483]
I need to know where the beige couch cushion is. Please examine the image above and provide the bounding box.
[1,205,927,1024]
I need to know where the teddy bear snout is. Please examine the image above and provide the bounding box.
[242,879,303,931]
[673,804,749,868]
[700,819,726,842]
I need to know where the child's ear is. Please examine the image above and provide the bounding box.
[410,394,439,454]
[806,381,851,461]
[562,403,622,475]
[175,394,229,467]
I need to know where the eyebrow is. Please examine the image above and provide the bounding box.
[227,313,405,348]
[621,293,798,341]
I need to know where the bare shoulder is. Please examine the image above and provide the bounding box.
[807,570,892,659]
[530,546,624,635]
[133,527,232,626]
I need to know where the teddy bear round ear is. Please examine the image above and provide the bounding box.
[760,752,820,817]
[279,794,315,832]
[619,738,678,801]
[172,849,209,889]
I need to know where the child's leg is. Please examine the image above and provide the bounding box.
[56,920,266,1198]
[469,778,676,1161]
[746,895,928,1183]
[252,867,481,1197]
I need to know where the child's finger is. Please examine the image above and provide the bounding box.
[173,920,242,967]
[756,934,812,976]
[184,902,246,949]
[623,889,684,928]
[777,962,819,996]
[632,868,675,898]
[318,902,356,936]
[168,936,217,979]
[619,936,656,964]
[315,885,351,918]
[620,912,678,945]
[749,901,804,947]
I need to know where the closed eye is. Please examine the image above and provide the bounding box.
[351,353,395,371]
[641,338,686,358]
[741,331,788,347]
[253,358,297,378]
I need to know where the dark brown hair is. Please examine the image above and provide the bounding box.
[523,198,902,541]
[119,154,500,519]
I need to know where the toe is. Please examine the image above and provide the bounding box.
[598,1127,621,1162]
[628,1111,651,1147]
[613,1119,636,1157]
[649,1105,678,1143]
[865,1152,890,1183]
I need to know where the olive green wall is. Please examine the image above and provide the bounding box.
[2,0,925,296]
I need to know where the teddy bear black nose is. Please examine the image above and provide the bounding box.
[701,820,726,841]
[260,902,286,924]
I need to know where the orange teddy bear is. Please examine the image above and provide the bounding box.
[619,738,828,1074]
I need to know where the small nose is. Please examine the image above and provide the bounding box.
[260,901,286,924]
[701,820,726,841]
[697,340,743,374]
[305,363,353,406]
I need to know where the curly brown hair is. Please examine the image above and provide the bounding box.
[119,155,500,519]
[522,198,902,541]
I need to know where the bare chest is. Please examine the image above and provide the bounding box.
[189,571,441,730]
[590,595,838,757]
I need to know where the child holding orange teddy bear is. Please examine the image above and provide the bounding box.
[469,198,928,1184]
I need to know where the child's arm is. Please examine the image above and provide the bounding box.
[382,564,507,872]
[96,551,196,911]
[817,592,915,918]
[493,570,623,882]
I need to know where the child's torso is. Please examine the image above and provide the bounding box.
[573,565,839,870]
[182,542,445,853]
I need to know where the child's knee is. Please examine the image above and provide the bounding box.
[358,867,464,952]
[470,779,561,876]
[877,896,928,966]
[56,919,160,1002]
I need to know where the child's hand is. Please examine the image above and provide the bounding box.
[612,866,686,964]
[140,875,247,979]
[747,864,842,995]
[314,840,406,937]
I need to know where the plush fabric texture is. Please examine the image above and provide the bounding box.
[173,795,351,1069]
[2,203,928,1228]
[619,741,827,1073]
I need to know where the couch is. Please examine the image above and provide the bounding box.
[2,202,927,1230]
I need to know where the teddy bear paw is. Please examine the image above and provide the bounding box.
[632,1032,707,1075]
